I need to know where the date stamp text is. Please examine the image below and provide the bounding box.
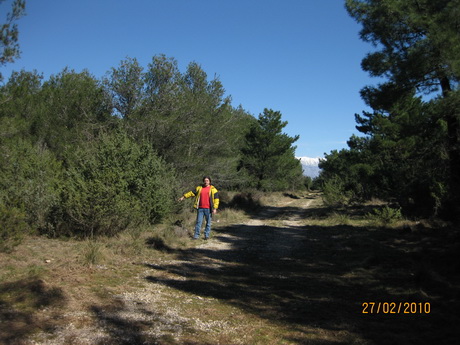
[362,302,431,314]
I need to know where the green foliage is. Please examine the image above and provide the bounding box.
[0,69,114,157]
[56,131,176,238]
[366,206,403,227]
[229,192,263,212]
[0,69,43,122]
[0,203,29,252]
[105,55,253,189]
[239,108,304,191]
[103,56,144,119]
[38,68,114,155]
[0,53,304,243]
[0,138,62,232]
[321,176,353,208]
[304,176,313,190]
[320,96,450,216]
[346,0,459,96]
[0,0,26,79]
[330,212,350,225]
[318,0,460,218]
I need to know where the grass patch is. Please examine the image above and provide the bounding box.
[81,240,106,267]
[330,211,351,225]
[366,205,403,227]
[213,207,248,227]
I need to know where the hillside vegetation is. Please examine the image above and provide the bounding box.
[0,57,306,249]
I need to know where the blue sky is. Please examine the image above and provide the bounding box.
[2,0,376,158]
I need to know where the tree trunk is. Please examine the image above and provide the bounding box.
[441,77,460,221]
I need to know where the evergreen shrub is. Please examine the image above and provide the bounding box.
[0,139,62,236]
[229,192,262,211]
[322,176,352,207]
[57,132,176,238]
[366,205,403,227]
[0,203,29,252]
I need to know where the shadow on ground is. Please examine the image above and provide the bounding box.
[142,203,460,345]
[0,279,66,344]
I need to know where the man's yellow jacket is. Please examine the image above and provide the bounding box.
[183,185,219,210]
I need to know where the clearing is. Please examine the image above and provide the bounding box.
[1,192,459,344]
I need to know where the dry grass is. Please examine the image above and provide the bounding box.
[1,193,459,344]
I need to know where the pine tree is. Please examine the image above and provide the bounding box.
[345,0,460,218]
[239,108,303,191]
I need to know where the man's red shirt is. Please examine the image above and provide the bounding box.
[198,186,211,208]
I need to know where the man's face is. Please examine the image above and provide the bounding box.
[203,178,210,186]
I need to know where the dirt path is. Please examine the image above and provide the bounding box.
[101,195,369,344]
[27,194,338,345]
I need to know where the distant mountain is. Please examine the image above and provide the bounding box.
[297,157,323,178]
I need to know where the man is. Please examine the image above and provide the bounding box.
[179,176,219,240]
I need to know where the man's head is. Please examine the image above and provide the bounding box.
[203,176,211,186]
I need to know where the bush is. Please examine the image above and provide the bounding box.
[330,212,350,225]
[0,138,62,233]
[322,176,352,207]
[366,205,403,227]
[56,131,177,238]
[0,203,30,252]
[229,192,262,211]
